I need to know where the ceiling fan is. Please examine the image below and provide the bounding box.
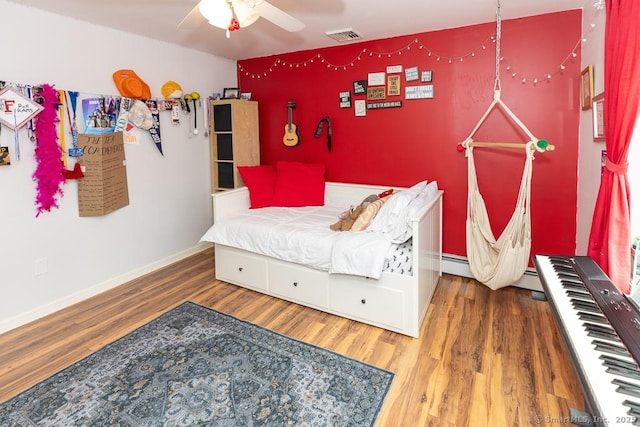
[179,0,305,37]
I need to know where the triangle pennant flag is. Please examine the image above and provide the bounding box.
[146,100,163,156]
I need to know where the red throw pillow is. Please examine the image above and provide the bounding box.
[237,165,277,208]
[271,162,326,207]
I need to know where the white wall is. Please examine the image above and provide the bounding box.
[576,1,606,255]
[0,1,236,332]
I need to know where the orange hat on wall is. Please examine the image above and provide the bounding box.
[112,69,151,100]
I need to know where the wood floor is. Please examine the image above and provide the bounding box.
[0,247,585,426]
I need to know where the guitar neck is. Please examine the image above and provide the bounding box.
[287,108,293,130]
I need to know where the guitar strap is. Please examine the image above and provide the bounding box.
[314,116,332,152]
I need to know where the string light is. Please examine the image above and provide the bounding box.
[238,35,494,78]
[499,2,602,85]
[238,9,601,86]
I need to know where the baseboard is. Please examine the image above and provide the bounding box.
[0,243,212,335]
[442,253,543,292]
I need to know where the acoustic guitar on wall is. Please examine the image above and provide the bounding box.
[283,99,300,146]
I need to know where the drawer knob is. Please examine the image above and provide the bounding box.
[293,282,298,287]
[361,299,366,305]
[238,267,243,272]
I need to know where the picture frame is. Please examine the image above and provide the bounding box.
[222,87,239,99]
[592,92,605,142]
[581,65,594,110]
[240,92,252,100]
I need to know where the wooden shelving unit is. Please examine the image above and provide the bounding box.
[208,99,260,192]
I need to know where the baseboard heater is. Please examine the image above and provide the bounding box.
[442,253,542,292]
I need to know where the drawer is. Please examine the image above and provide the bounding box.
[269,260,329,309]
[329,277,405,330]
[215,246,268,291]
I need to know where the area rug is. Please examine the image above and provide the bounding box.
[0,302,394,426]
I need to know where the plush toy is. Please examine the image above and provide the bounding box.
[329,190,394,232]
[330,194,379,231]
[330,204,364,231]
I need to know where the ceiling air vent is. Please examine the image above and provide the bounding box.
[325,28,363,43]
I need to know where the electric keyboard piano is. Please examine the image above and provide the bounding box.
[534,255,640,426]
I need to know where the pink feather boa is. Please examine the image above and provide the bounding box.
[32,84,65,216]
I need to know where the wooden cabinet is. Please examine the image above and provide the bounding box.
[209,100,259,192]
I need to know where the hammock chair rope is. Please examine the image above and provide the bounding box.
[462,0,546,290]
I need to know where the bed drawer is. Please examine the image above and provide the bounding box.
[329,277,405,331]
[269,261,329,309]
[215,246,268,291]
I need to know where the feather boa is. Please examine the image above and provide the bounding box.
[32,84,65,216]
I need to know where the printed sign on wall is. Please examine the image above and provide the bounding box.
[405,85,434,99]
[339,91,352,108]
[0,86,43,129]
[367,87,386,100]
[387,75,401,96]
[353,80,367,95]
[368,72,385,86]
[405,66,419,82]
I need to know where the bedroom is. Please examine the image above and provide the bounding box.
[0,0,637,424]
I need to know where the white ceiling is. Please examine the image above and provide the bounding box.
[8,0,585,60]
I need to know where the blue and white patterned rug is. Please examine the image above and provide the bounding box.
[0,302,394,426]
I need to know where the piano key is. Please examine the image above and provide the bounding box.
[613,378,640,398]
[572,300,601,313]
[558,272,582,280]
[585,322,618,336]
[587,328,623,341]
[534,255,640,426]
[567,290,592,298]
[601,354,640,372]
[624,400,640,411]
[593,339,632,357]
[622,399,640,424]
[572,299,601,311]
[563,282,587,290]
[579,312,610,325]
[555,266,579,275]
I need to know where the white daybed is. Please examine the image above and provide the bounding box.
[202,182,443,338]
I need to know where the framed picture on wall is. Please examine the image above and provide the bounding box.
[581,65,594,110]
[223,87,239,99]
[593,92,605,142]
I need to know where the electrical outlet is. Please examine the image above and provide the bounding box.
[33,257,48,276]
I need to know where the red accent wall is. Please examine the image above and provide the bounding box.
[238,10,581,259]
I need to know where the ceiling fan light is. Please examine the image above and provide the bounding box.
[199,0,233,30]
[233,1,260,27]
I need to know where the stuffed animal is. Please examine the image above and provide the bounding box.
[330,205,364,231]
[329,194,378,231]
[329,190,393,232]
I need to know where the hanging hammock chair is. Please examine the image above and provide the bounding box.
[465,143,533,290]
[461,0,552,290]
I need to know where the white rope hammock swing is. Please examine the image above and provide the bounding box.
[461,0,554,290]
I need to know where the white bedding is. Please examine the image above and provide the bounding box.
[200,181,439,279]
[200,200,397,278]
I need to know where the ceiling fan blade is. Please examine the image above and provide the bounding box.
[252,1,305,32]
[178,1,205,29]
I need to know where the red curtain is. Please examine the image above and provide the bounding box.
[587,0,640,293]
